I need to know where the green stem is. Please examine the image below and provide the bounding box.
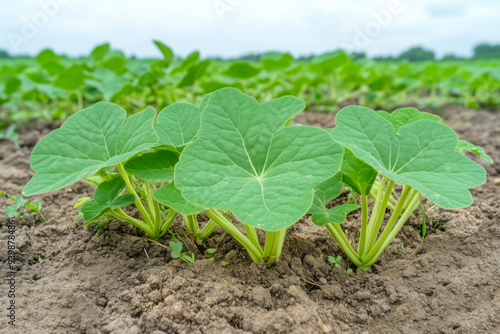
[117,163,154,228]
[361,192,421,268]
[159,209,178,238]
[263,231,275,258]
[244,224,263,254]
[357,195,369,256]
[196,219,218,241]
[144,181,159,232]
[205,209,263,263]
[362,186,413,263]
[325,223,362,267]
[366,176,387,248]
[110,208,155,237]
[183,214,201,235]
[366,179,395,251]
[269,229,286,263]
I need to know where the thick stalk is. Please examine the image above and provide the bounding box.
[244,224,263,254]
[365,179,396,251]
[263,231,275,258]
[357,195,369,256]
[269,229,286,263]
[361,192,421,268]
[110,208,155,237]
[325,223,363,267]
[196,219,218,241]
[205,209,263,263]
[159,209,178,237]
[143,181,160,232]
[361,186,413,263]
[117,163,154,228]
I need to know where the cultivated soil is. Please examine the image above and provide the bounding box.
[1,105,499,334]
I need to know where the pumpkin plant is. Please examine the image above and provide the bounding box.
[22,100,216,241]
[312,106,487,270]
[166,88,344,263]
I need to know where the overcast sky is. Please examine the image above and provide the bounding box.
[1,0,499,59]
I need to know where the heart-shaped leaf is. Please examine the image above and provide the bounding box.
[175,88,344,231]
[81,176,135,225]
[155,103,201,148]
[331,106,486,208]
[23,103,158,196]
[153,182,204,215]
[377,107,442,131]
[124,150,179,183]
[308,173,360,226]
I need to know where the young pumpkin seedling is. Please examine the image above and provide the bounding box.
[317,106,487,270]
[22,100,217,241]
[167,88,344,263]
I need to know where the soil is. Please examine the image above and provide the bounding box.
[1,105,499,334]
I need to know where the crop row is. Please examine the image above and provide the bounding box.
[1,41,500,132]
[22,88,488,269]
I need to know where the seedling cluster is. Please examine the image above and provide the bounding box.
[22,88,487,269]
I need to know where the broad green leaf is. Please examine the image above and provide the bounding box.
[308,173,360,226]
[4,77,21,95]
[153,40,174,65]
[309,51,349,74]
[261,52,293,71]
[376,109,492,163]
[331,106,486,208]
[23,103,158,196]
[340,149,378,195]
[54,65,85,90]
[91,43,110,60]
[377,107,442,131]
[456,140,493,163]
[153,182,204,215]
[36,49,58,64]
[155,103,201,147]
[223,62,260,79]
[175,88,344,231]
[124,150,178,182]
[81,176,135,225]
[177,64,199,88]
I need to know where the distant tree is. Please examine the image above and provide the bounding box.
[473,43,500,59]
[441,54,464,61]
[398,46,435,62]
[373,55,397,61]
[350,52,366,60]
[235,53,262,61]
[0,50,10,58]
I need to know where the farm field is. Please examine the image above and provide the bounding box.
[1,43,500,334]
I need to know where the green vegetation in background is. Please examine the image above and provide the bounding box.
[1,41,500,133]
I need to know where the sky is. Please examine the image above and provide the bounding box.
[1,0,499,59]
